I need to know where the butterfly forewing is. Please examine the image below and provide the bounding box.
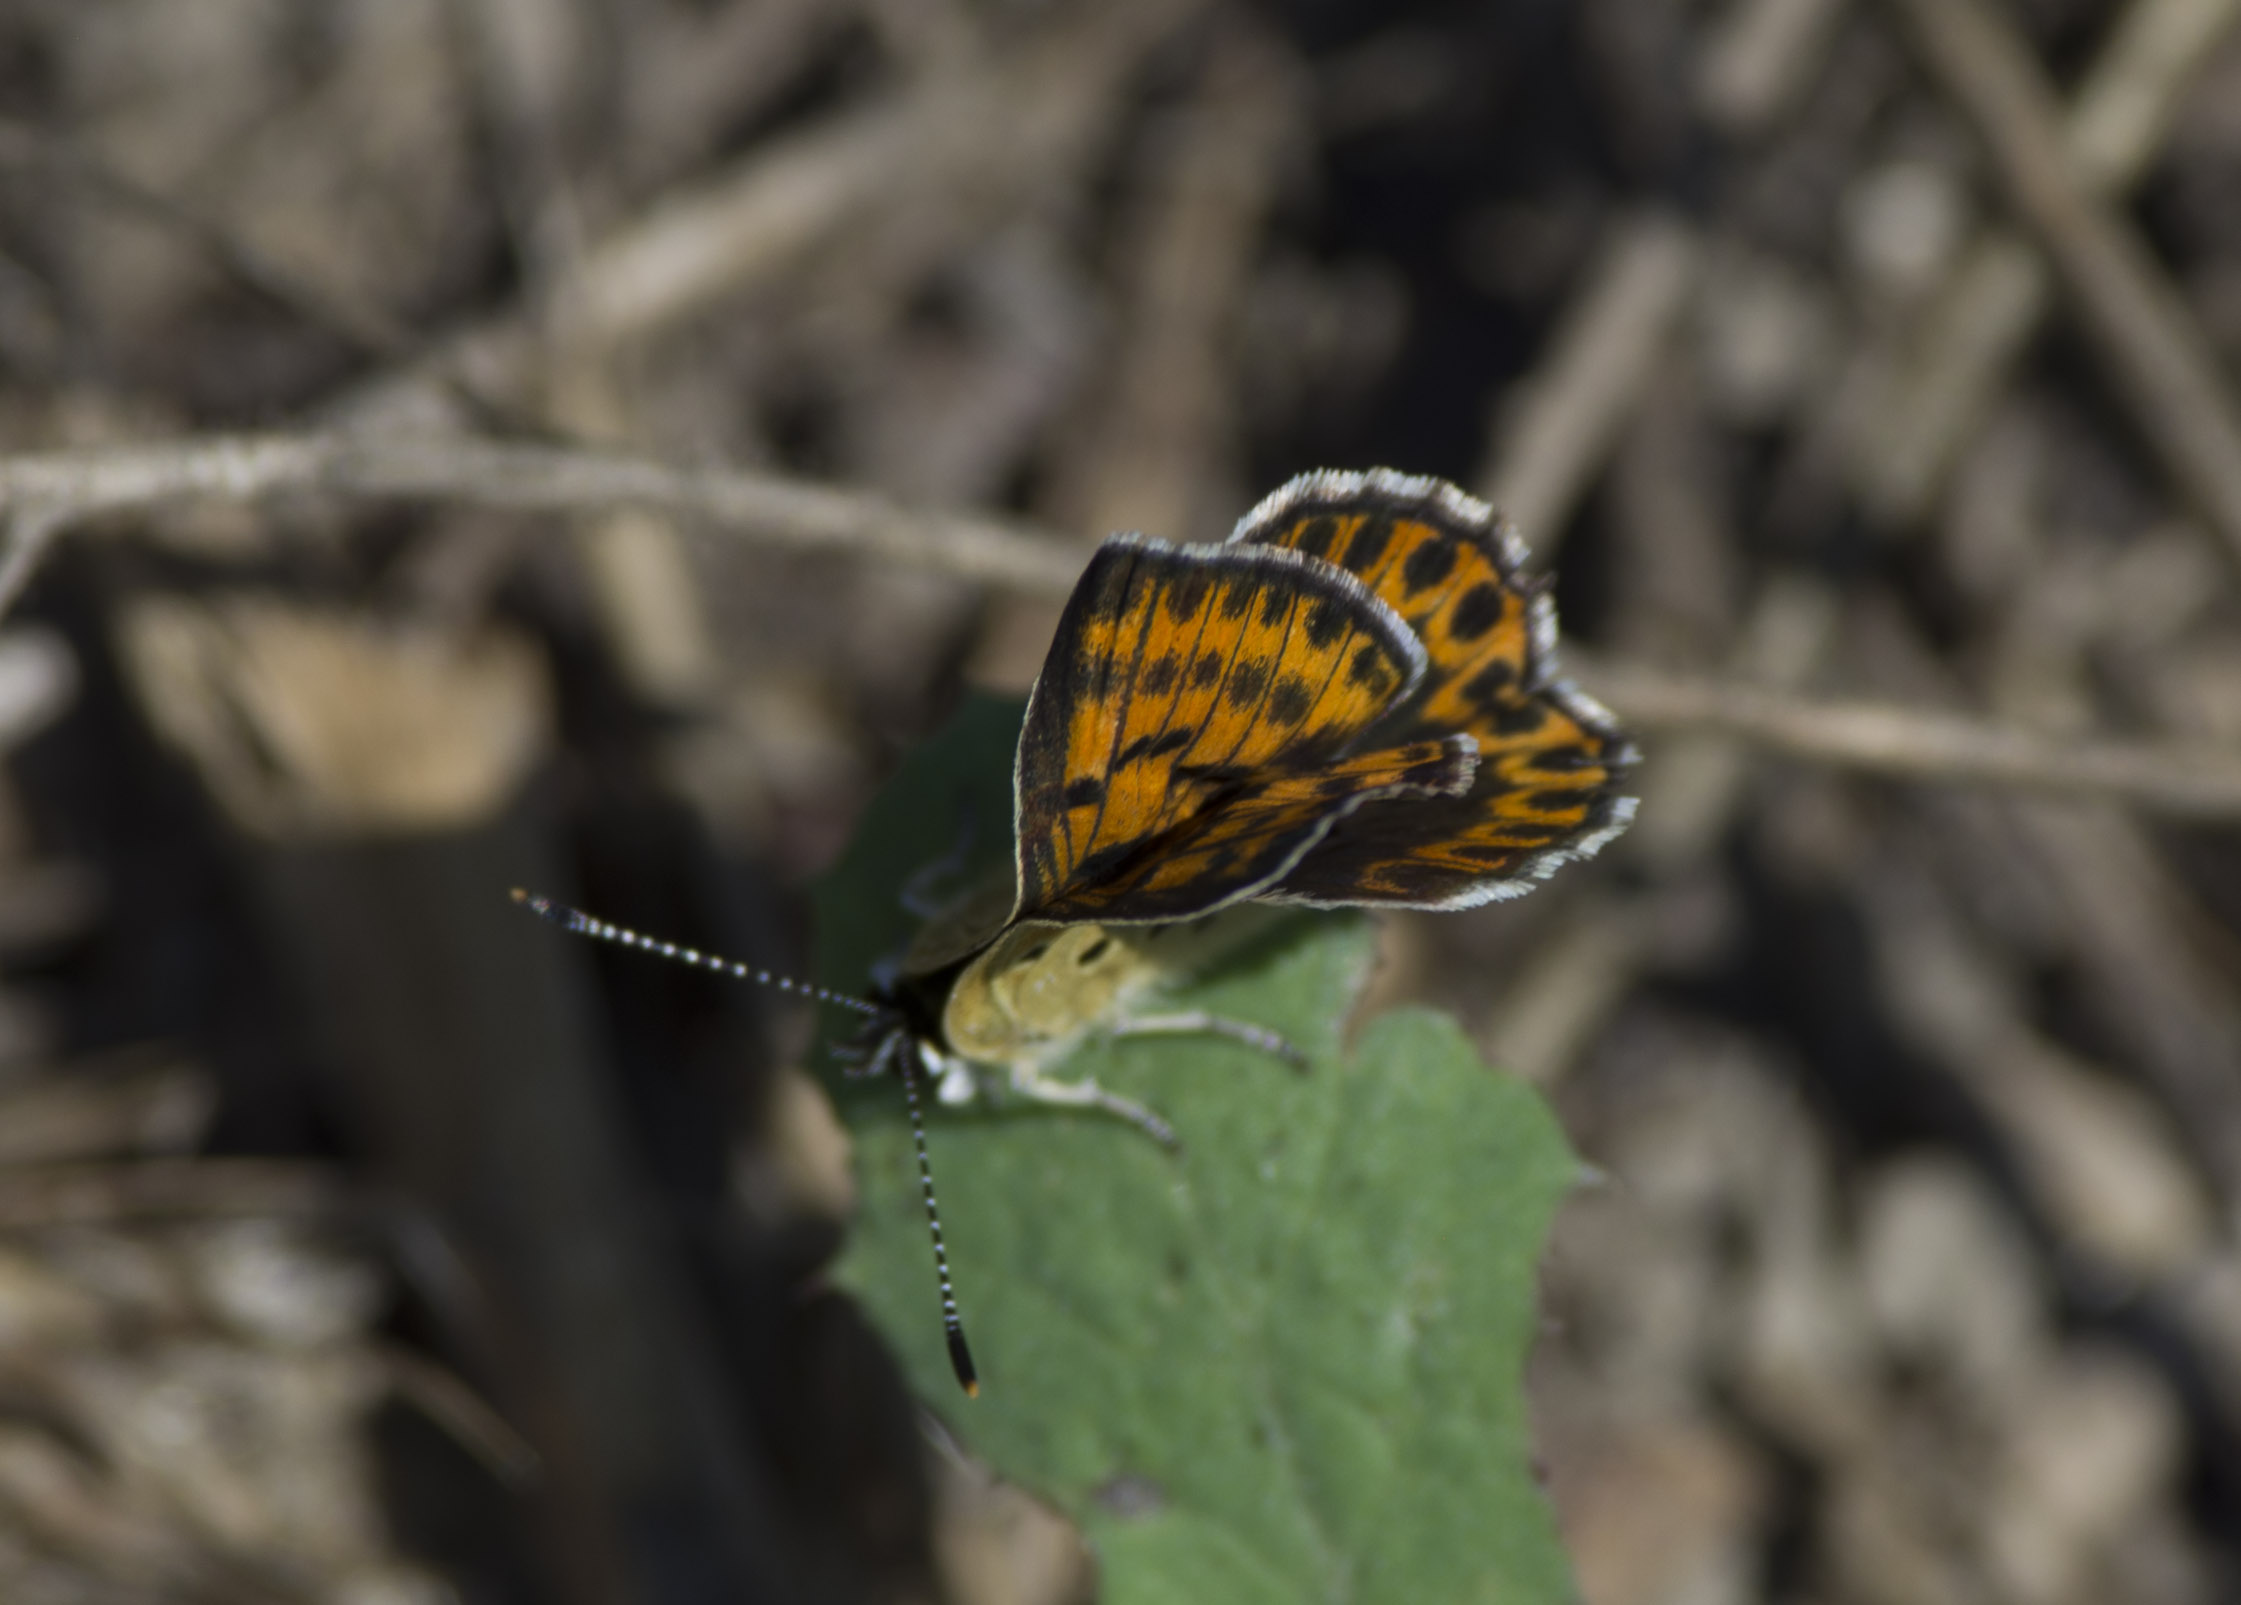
[1229,469,1637,909]
[1012,534,1428,924]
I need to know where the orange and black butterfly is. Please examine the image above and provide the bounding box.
[522,468,1635,1393]
[1015,466,1635,919]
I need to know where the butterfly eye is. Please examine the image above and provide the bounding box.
[1076,937,1112,966]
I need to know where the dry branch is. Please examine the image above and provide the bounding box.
[0,118,412,357]
[1477,212,1700,553]
[0,433,1083,596]
[335,0,1201,431]
[11,431,2241,818]
[1857,0,2240,519]
[1591,655,2241,818]
[1885,0,2241,570]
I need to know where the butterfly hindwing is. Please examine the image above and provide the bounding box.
[1035,733,1479,919]
[1229,468,1637,909]
[1250,695,1634,907]
[1012,534,1428,924]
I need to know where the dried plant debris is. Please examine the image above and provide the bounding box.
[4,0,2241,1600]
[0,1080,470,1605]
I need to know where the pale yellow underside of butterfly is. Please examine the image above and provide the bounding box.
[912,873,1282,1048]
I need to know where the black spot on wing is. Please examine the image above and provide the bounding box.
[1345,516,1395,571]
[1484,701,1552,738]
[1164,572,1210,622]
[1259,588,1289,627]
[1117,726,1199,766]
[1463,661,1516,701]
[1218,577,1255,620]
[1142,652,1180,697]
[1448,581,1505,641]
[1191,648,1224,689]
[1347,643,1392,689]
[1401,538,1458,594]
[1172,762,1252,786]
[1291,516,1339,558]
[1227,658,1271,706]
[1070,840,1146,888]
[1063,776,1106,807]
[1268,676,1314,725]
[1304,599,1347,648]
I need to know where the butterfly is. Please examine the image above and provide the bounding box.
[888,466,1634,1058]
[521,467,1635,1394]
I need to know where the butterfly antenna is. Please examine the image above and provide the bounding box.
[509,889,885,1018]
[517,888,980,1392]
[894,1036,979,1396]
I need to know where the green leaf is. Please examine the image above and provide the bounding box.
[815,697,1578,1605]
[811,693,1026,1009]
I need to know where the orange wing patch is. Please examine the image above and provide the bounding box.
[1229,469,1636,909]
[1012,534,1427,924]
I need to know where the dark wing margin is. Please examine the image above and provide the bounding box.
[1010,533,1426,924]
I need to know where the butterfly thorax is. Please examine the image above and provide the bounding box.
[938,922,1159,1066]
[923,903,1289,1070]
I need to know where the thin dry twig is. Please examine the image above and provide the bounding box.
[1042,22,1297,546]
[1590,655,2241,818]
[0,118,413,357]
[377,1344,544,1487]
[0,433,1083,596]
[0,505,69,622]
[11,430,2241,817]
[1884,0,2241,570]
[335,0,1201,432]
[1857,0,2240,519]
[1477,211,1700,552]
[977,22,1296,689]
[1695,0,1852,133]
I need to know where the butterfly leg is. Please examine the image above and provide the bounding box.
[1110,1012,1308,1072]
[917,1039,1179,1147]
[1004,1064,1180,1149]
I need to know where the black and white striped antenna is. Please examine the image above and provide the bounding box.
[512,889,885,1015]
[882,1030,979,1395]
[511,889,981,1395]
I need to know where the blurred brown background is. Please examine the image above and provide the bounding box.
[0,0,2239,1601]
